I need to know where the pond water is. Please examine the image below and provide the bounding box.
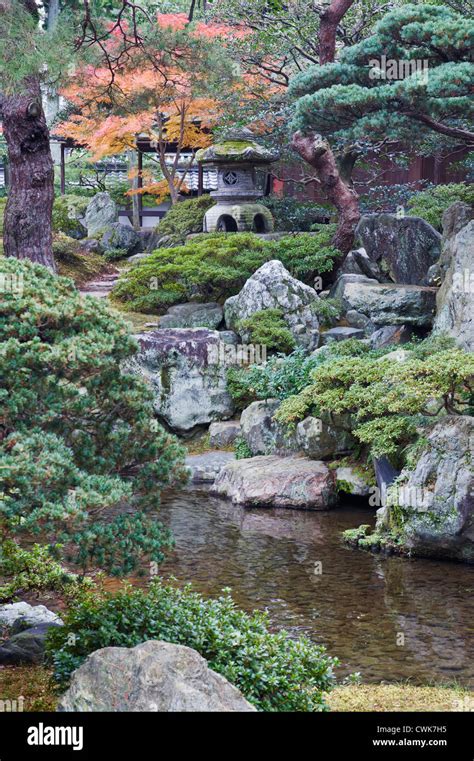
[150,488,474,688]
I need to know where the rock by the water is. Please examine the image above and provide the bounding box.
[321,326,365,343]
[433,217,474,351]
[209,420,241,448]
[160,303,223,330]
[224,260,320,350]
[355,214,441,285]
[101,222,142,255]
[212,455,336,509]
[240,400,298,456]
[186,452,235,483]
[369,325,413,349]
[378,416,474,562]
[84,193,118,237]
[336,466,372,497]
[332,275,436,327]
[0,623,62,665]
[129,329,235,432]
[57,640,256,712]
[296,414,355,460]
[0,603,62,631]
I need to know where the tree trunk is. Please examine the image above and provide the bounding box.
[292,131,360,255]
[291,0,359,254]
[2,77,55,270]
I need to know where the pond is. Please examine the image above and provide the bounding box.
[152,487,474,688]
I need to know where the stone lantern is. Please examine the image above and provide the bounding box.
[196,128,278,233]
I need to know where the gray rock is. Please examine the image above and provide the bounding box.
[101,222,142,255]
[331,276,437,327]
[0,623,62,665]
[240,400,298,456]
[218,330,239,345]
[345,310,373,332]
[84,192,118,237]
[212,455,336,510]
[129,329,235,432]
[128,253,149,264]
[336,466,372,497]
[209,421,241,448]
[369,325,413,349]
[355,214,441,285]
[160,303,223,330]
[378,416,474,563]
[186,452,236,483]
[224,260,320,350]
[433,218,474,351]
[78,238,102,255]
[296,414,355,460]
[57,640,256,712]
[339,248,385,282]
[321,326,365,344]
[0,603,63,631]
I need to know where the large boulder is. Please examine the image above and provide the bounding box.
[0,623,62,665]
[84,192,118,237]
[224,260,320,350]
[378,416,474,562]
[101,222,142,255]
[129,329,235,432]
[159,303,223,330]
[57,640,256,712]
[355,214,441,285]
[186,452,236,483]
[212,455,336,509]
[209,420,241,448]
[331,275,437,327]
[296,414,356,459]
[240,400,298,456]
[0,603,62,631]
[433,215,474,351]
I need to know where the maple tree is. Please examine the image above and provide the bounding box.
[56,13,236,205]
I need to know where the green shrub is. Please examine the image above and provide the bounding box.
[0,541,92,604]
[112,231,338,314]
[227,341,371,409]
[311,297,344,327]
[0,257,187,576]
[407,183,474,230]
[234,436,253,459]
[47,580,338,711]
[0,197,6,235]
[154,195,215,245]
[275,344,474,460]
[237,308,295,354]
[103,247,128,262]
[52,195,89,237]
[261,196,330,231]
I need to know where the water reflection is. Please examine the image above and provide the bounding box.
[152,487,474,687]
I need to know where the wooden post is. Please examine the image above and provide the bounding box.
[137,148,143,228]
[60,142,66,196]
[198,162,203,197]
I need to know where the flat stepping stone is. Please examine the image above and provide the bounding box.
[212,455,336,510]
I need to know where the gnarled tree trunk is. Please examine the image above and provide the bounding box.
[292,0,360,254]
[292,131,360,256]
[1,76,55,270]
